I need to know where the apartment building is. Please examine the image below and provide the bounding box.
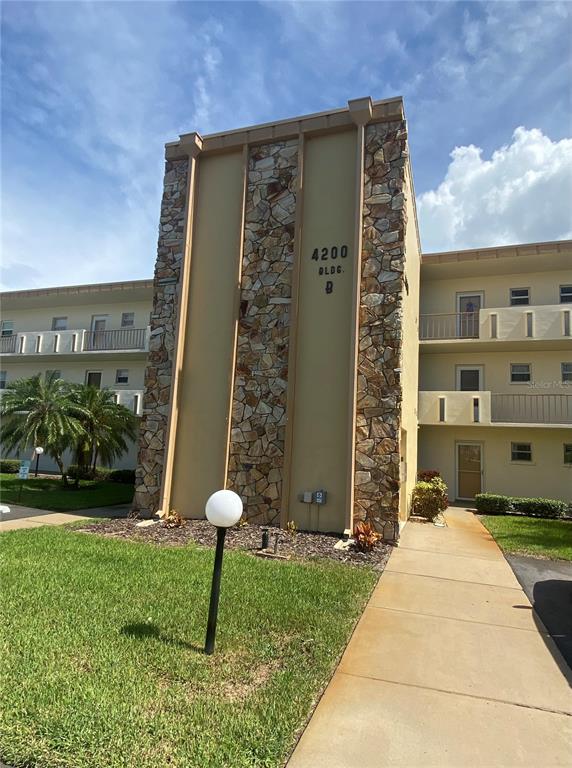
[418,240,572,503]
[132,96,421,537]
[0,279,153,471]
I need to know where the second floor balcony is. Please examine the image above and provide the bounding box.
[420,305,571,343]
[419,391,572,426]
[0,327,150,356]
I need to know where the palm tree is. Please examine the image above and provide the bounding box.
[69,385,138,478]
[0,373,85,483]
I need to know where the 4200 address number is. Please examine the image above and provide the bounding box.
[311,245,349,261]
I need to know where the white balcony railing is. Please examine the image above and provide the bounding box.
[420,305,571,342]
[419,391,572,426]
[0,327,150,355]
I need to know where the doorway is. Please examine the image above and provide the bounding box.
[90,315,108,350]
[456,443,483,500]
[456,365,484,391]
[456,292,483,338]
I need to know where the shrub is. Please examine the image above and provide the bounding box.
[353,520,381,552]
[156,508,185,528]
[511,497,567,519]
[475,493,569,519]
[67,465,112,481]
[417,469,441,482]
[474,494,513,515]
[108,469,136,485]
[0,459,20,474]
[412,477,449,521]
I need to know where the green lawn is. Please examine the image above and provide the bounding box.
[481,515,572,561]
[0,526,377,768]
[0,473,133,510]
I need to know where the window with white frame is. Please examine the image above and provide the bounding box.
[85,371,102,388]
[511,442,532,462]
[1,320,14,337]
[121,312,135,328]
[564,444,572,465]
[560,285,572,304]
[562,363,572,384]
[510,288,529,306]
[510,363,531,383]
[115,369,129,385]
[45,370,61,381]
[0,371,6,389]
[51,317,68,331]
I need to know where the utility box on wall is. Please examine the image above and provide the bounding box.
[133,96,421,535]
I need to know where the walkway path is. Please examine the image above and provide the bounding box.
[0,503,130,532]
[288,508,572,767]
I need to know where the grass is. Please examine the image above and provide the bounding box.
[0,526,377,768]
[0,473,133,510]
[481,515,572,561]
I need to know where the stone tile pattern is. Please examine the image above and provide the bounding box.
[354,120,408,527]
[133,157,189,516]
[227,140,298,524]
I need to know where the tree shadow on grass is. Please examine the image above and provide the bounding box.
[121,622,204,654]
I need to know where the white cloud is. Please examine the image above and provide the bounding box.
[418,127,572,252]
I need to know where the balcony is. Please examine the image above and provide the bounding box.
[0,335,18,354]
[419,391,572,426]
[113,389,144,416]
[420,305,571,344]
[0,327,150,356]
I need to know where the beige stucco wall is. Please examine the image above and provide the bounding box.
[419,350,571,394]
[399,169,420,520]
[2,301,151,334]
[286,129,357,532]
[170,150,245,518]
[420,270,571,314]
[419,425,572,503]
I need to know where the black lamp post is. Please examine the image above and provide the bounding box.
[204,489,243,655]
[34,446,44,477]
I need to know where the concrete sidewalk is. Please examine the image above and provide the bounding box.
[288,508,572,767]
[0,503,130,532]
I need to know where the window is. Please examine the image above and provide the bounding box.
[564,444,572,465]
[85,371,102,388]
[510,288,529,306]
[560,285,572,304]
[511,442,532,462]
[1,320,14,337]
[121,312,135,328]
[45,370,61,381]
[510,363,531,383]
[562,363,572,384]
[51,317,67,331]
[0,371,6,390]
[115,369,129,385]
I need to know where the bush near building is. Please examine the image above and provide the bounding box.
[475,493,570,519]
[412,476,449,521]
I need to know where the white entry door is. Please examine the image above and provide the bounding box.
[457,443,483,500]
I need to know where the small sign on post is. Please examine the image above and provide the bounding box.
[18,460,30,502]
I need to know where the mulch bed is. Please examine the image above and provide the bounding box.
[74,518,392,570]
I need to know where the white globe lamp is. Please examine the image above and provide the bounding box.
[204,489,243,655]
[205,489,243,528]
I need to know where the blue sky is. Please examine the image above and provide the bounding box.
[2,1,571,290]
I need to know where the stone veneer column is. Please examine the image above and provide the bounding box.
[132,157,190,516]
[354,120,408,528]
[227,139,298,524]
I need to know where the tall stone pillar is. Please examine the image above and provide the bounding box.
[353,120,408,529]
[226,139,299,524]
[132,147,196,517]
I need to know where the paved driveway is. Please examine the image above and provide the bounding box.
[0,503,129,531]
[507,554,572,671]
